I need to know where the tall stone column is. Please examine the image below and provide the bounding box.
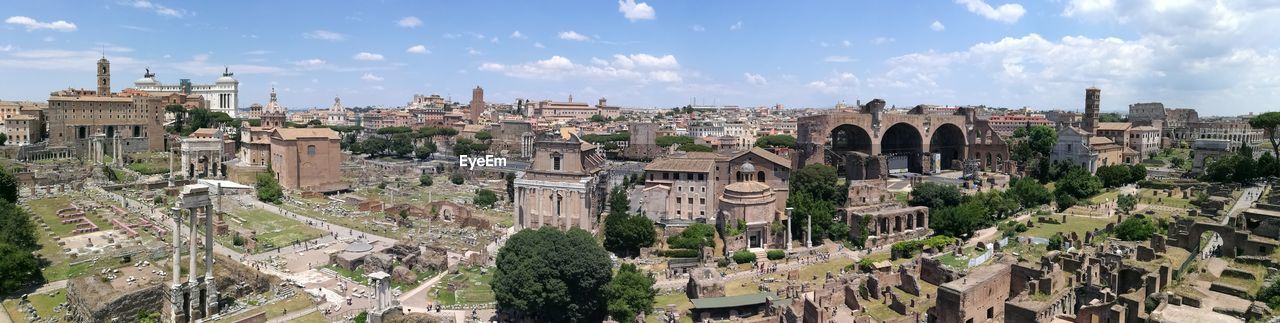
[180,150,190,179]
[171,207,181,286]
[203,203,216,317]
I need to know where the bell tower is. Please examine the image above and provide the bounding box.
[97,57,111,96]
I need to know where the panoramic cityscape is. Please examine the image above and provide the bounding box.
[2,1,1280,323]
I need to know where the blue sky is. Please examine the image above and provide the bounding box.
[2,0,1279,116]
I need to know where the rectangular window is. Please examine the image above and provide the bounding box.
[676,197,682,204]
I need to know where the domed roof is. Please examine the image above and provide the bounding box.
[724,181,771,194]
[739,162,756,173]
[345,241,373,253]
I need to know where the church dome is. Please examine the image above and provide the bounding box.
[134,77,157,86]
[739,162,756,173]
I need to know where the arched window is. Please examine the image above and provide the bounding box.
[757,171,765,182]
[551,152,563,171]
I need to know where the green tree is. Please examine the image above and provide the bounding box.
[1259,152,1279,178]
[1115,216,1156,241]
[590,114,608,123]
[678,144,713,152]
[419,174,433,187]
[929,201,987,239]
[506,172,516,201]
[475,131,493,141]
[306,119,322,127]
[1098,113,1124,122]
[1010,125,1057,163]
[0,166,18,204]
[390,134,414,157]
[1055,168,1102,199]
[655,135,694,148]
[450,173,464,185]
[787,164,848,242]
[473,189,499,208]
[1008,177,1052,209]
[667,223,716,250]
[0,242,40,294]
[414,142,437,160]
[754,135,797,149]
[165,105,187,134]
[607,263,655,321]
[0,133,7,146]
[0,201,38,252]
[1117,194,1137,214]
[1128,164,1148,183]
[255,171,283,204]
[453,138,490,156]
[493,227,612,322]
[1054,192,1078,212]
[1095,165,1133,188]
[1249,111,1280,156]
[603,189,655,257]
[908,182,964,209]
[376,126,413,135]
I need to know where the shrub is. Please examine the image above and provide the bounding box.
[419,174,433,186]
[731,250,756,264]
[891,236,958,259]
[660,249,699,258]
[1115,216,1156,241]
[766,250,785,260]
[1136,180,1174,190]
[716,258,730,268]
[450,173,464,185]
[857,258,876,273]
[232,235,246,246]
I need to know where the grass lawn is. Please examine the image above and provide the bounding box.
[291,311,329,323]
[2,288,67,323]
[226,208,325,253]
[209,293,316,322]
[325,264,367,283]
[429,266,495,306]
[1137,189,1190,209]
[278,203,406,241]
[649,292,694,323]
[29,196,112,237]
[1022,215,1113,239]
[1088,190,1121,205]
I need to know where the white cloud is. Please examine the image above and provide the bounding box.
[873,37,896,44]
[361,73,384,82]
[397,16,422,28]
[5,16,77,32]
[808,72,861,95]
[406,45,430,54]
[729,21,743,31]
[842,40,852,47]
[510,30,526,39]
[559,31,590,41]
[0,45,12,52]
[955,0,1025,24]
[442,33,461,39]
[744,73,768,85]
[171,54,286,76]
[467,48,483,56]
[824,56,854,63]
[930,21,946,31]
[479,53,682,83]
[819,42,830,48]
[533,42,545,48]
[352,52,384,61]
[618,0,656,22]
[1061,0,1115,17]
[691,24,705,32]
[490,37,500,44]
[303,30,344,41]
[243,50,272,55]
[124,1,186,18]
[293,59,326,68]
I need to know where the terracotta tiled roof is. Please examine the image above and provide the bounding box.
[644,159,715,172]
[1096,122,1132,131]
[272,128,340,140]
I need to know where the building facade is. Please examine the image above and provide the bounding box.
[268,128,346,192]
[44,58,179,154]
[513,135,608,232]
[133,68,239,117]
